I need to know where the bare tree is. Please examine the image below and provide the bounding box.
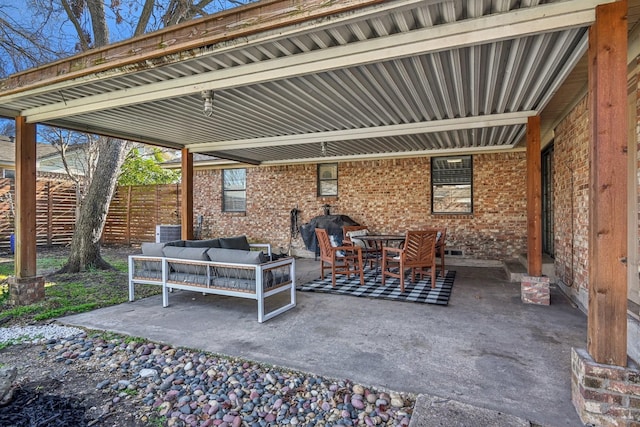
[59,138,131,272]
[1,0,254,273]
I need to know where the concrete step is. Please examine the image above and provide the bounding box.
[503,259,528,282]
[504,254,556,283]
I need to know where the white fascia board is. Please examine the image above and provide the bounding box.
[186,111,535,152]
[22,0,608,123]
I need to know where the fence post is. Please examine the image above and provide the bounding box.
[46,181,52,245]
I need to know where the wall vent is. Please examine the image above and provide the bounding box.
[156,225,181,243]
[444,248,464,256]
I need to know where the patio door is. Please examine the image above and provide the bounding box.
[541,144,554,257]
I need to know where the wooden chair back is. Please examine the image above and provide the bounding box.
[401,229,438,269]
[315,228,334,262]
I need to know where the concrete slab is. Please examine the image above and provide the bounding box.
[409,394,530,427]
[59,258,586,426]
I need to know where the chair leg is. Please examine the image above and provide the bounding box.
[357,253,364,286]
[381,253,388,285]
[399,265,405,292]
[331,262,337,287]
[431,265,436,289]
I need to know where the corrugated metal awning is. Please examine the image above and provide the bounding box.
[0,0,620,165]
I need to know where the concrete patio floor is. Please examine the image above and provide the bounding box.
[60,258,587,426]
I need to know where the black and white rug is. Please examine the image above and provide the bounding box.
[298,268,455,305]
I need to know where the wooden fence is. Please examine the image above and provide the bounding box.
[103,184,181,245]
[0,178,181,250]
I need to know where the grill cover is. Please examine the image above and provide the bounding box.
[299,215,359,253]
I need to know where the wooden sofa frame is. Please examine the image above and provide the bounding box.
[128,250,296,323]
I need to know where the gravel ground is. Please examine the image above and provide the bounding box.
[1,326,415,426]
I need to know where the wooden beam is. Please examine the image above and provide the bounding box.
[526,115,542,277]
[181,149,194,241]
[587,0,628,366]
[0,0,388,96]
[14,117,38,278]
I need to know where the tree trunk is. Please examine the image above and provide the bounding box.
[58,139,128,273]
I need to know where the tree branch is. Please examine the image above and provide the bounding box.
[60,0,90,51]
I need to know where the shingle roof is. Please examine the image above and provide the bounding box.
[0,138,60,164]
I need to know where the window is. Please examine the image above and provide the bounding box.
[222,168,246,212]
[3,169,14,179]
[431,155,472,214]
[318,163,338,196]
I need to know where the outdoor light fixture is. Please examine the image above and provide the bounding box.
[320,141,327,157]
[201,90,214,117]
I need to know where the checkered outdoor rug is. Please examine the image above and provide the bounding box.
[298,268,456,305]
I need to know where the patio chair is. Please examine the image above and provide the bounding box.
[381,229,438,292]
[342,225,377,268]
[316,228,364,287]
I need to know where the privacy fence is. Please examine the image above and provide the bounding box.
[0,178,181,250]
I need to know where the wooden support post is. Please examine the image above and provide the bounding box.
[526,115,542,277]
[10,117,44,305]
[587,0,628,366]
[181,148,194,240]
[14,117,38,278]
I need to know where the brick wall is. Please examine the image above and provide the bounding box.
[553,96,590,302]
[193,153,528,260]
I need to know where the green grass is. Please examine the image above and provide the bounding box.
[0,247,161,327]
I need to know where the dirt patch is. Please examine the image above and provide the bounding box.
[0,344,151,426]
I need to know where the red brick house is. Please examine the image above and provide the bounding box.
[0,0,637,424]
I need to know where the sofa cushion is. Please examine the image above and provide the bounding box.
[219,235,251,251]
[162,246,210,274]
[185,239,221,248]
[141,242,166,257]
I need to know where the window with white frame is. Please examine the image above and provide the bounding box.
[317,163,338,197]
[222,168,246,212]
[431,155,473,214]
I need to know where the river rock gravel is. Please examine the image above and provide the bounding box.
[1,328,415,426]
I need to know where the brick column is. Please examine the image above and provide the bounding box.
[8,276,45,306]
[521,275,550,305]
[572,348,640,425]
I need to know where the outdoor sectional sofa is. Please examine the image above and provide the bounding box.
[128,235,296,323]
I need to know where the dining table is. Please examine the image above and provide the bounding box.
[356,234,406,280]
